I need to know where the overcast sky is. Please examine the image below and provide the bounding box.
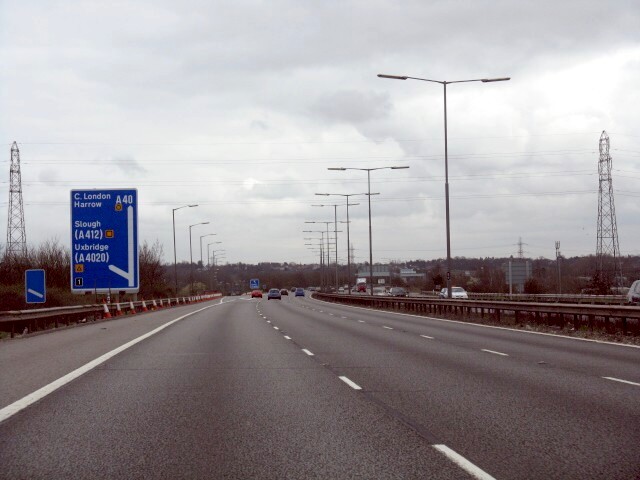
[1,0,639,267]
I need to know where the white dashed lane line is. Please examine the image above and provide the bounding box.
[339,376,362,390]
[273,326,279,330]
[481,349,509,357]
[382,326,393,330]
[420,335,434,340]
[284,336,292,340]
[434,445,496,480]
[302,349,314,356]
[603,376,640,387]
[358,320,366,323]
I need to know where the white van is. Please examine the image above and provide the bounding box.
[628,280,640,305]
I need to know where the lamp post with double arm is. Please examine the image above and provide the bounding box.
[172,204,198,295]
[327,167,409,296]
[377,73,509,297]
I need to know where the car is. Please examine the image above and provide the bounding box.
[294,287,305,297]
[267,288,281,300]
[388,287,408,297]
[628,280,640,305]
[439,287,469,299]
[338,287,345,294]
[251,290,263,298]
[280,289,288,296]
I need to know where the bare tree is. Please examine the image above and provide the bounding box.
[139,240,169,297]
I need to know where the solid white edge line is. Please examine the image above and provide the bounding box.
[307,296,640,349]
[481,349,509,357]
[420,335,434,339]
[302,349,314,356]
[603,376,640,386]
[433,444,496,480]
[339,376,362,390]
[0,303,220,424]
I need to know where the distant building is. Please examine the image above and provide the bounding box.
[356,265,390,284]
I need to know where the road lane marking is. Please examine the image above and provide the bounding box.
[420,335,434,339]
[284,336,292,340]
[273,326,279,330]
[383,326,393,330]
[341,316,348,319]
[603,376,640,386]
[302,349,314,356]
[481,349,509,357]
[339,376,362,390]
[434,445,496,480]
[358,320,366,323]
[266,320,271,323]
[0,303,220,424]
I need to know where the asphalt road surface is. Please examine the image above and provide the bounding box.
[1,294,638,479]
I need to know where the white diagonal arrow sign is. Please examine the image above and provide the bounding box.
[108,205,135,286]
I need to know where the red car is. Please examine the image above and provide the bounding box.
[251,290,263,298]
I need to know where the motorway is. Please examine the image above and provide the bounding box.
[0,294,638,479]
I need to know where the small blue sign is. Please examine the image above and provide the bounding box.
[71,189,139,294]
[25,269,46,304]
[250,278,260,289]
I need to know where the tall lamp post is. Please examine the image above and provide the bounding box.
[378,73,509,297]
[328,166,409,296]
[207,242,222,267]
[200,233,216,266]
[304,230,326,290]
[189,221,209,294]
[312,203,354,292]
[305,221,335,291]
[316,192,372,294]
[172,204,198,295]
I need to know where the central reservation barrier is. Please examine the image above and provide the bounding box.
[313,293,640,336]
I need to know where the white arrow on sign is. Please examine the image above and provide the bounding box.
[27,289,44,299]
[108,205,135,287]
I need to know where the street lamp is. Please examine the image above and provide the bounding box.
[199,233,216,266]
[304,230,326,289]
[316,192,373,294]
[328,166,409,296]
[312,203,355,292]
[172,204,198,295]
[305,220,335,292]
[378,73,509,298]
[207,242,222,267]
[189,221,209,294]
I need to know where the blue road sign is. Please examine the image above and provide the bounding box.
[25,269,46,304]
[71,189,139,294]
[250,278,260,289]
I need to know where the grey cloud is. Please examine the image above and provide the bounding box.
[310,90,392,125]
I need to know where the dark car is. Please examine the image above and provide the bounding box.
[267,288,281,300]
[280,289,289,296]
[388,287,408,297]
[294,287,305,297]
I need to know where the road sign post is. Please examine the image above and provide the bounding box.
[25,269,46,304]
[71,189,139,294]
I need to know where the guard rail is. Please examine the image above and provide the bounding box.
[314,293,640,336]
[0,294,222,338]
